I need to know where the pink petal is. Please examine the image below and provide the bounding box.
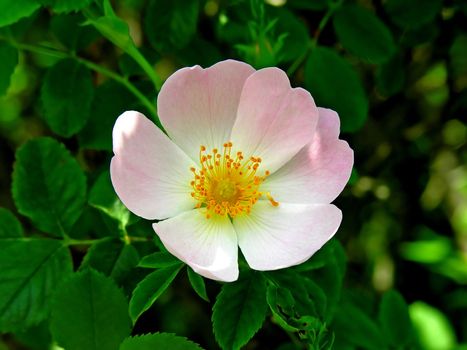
[110,111,196,220]
[262,108,354,204]
[233,201,342,271]
[230,68,319,173]
[153,210,239,282]
[157,60,255,162]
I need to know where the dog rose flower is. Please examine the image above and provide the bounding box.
[110,59,353,282]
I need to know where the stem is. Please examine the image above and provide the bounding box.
[6,40,161,127]
[64,235,151,246]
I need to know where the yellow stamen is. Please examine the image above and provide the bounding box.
[189,142,279,218]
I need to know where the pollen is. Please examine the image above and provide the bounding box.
[190,142,279,219]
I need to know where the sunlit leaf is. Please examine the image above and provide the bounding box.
[187,266,209,302]
[12,137,87,236]
[0,42,18,96]
[129,263,183,323]
[120,333,204,350]
[0,239,73,332]
[50,269,131,350]
[0,1,40,27]
[212,271,268,350]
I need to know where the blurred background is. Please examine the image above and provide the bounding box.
[0,0,466,349]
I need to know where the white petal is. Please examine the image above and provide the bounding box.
[233,201,342,271]
[157,60,255,162]
[230,67,318,173]
[111,111,196,220]
[153,210,239,282]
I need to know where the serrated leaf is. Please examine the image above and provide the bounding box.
[0,239,73,332]
[89,170,130,227]
[384,0,442,29]
[305,47,368,133]
[212,271,268,350]
[129,263,183,323]
[0,207,23,238]
[138,251,182,268]
[145,0,199,52]
[41,58,94,137]
[333,300,387,350]
[80,238,139,284]
[0,42,18,96]
[187,266,209,302]
[120,333,204,350]
[333,5,396,64]
[78,80,136,150]
[0,1,40,27]
[378,290,413,347]
[50,269,131,350]
[12,137,86,236]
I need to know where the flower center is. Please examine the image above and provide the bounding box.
[190,142,279,219]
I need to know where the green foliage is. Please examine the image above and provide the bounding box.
[12,138,87,236]
[333,5,396,64]
[129,263,183,323]
[50,269,131,350]
[187,267,209,302]
[0,1,39,27]
[138,251,182,268]
[120,333,204,350]
[376,53,405,96]
[212,271,268,350]
[80,238,139,284]
[50,13,98,50]
[0,239,73,332]
[89,170,130,227]
[144,0,199,53]
[305,47,368,133]
[0,208,23,238]
[384,0,443,28]
[41,58,94,137]
[378,290,413,347]
[0,42,18,96]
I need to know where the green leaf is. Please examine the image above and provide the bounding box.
[376,53,405,97]
[12,137,86,236]
[0,207,23,238]
[286,0,327,10]
[0,0,40,27]
[50,269,131,350]
[51,0,93,13]
[120,333,204,350]
[384,0,442,28]
[212,271,268,350]
[378,290,413,347]
[0,239,73,332]
[187,266,209,302]
[89,170,130,227]
[80,238,139,284]
[333,5,396,64]
[145,0,199,52]
[409,302,457,350]
[305,47,368,133]
[50,13,98,50]
[129,263,183,323]
[78,80,136,150]
[0,42,18,96]
[41,58,94,137]
[138,251,182,268]
[332,300,387,350]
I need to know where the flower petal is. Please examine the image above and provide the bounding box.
[230,67,318,173]
[157,60,255,162]
[262,108,354,204]
[110,111,196,220]
[153,210,239,282]
[233,201,342,271]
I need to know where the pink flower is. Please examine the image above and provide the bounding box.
[110,60,353,282]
